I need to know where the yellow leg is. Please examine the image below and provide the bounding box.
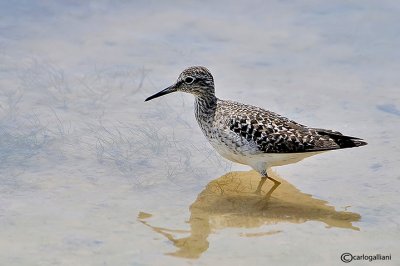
[254,170,281,195]
[264,178,281,200]
[255,176,267,194]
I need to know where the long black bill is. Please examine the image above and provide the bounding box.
[145,85,177,102]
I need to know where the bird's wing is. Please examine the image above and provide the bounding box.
[221,101,366,153]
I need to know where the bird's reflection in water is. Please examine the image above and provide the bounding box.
[138,170,360,259]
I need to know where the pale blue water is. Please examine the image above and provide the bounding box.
[0,1,399,265]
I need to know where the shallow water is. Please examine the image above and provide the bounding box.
[138,170,361,259]
[1,1,399,265]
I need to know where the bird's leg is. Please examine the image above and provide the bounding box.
[255,177,267,195]
[264,177,281,200]
[254,171,282,209]
[254,170,281,195]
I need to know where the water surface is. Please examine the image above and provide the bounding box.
[0,1,399,265]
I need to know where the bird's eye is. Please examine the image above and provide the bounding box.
[184,76,194,84]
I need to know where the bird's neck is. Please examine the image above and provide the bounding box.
[194,93,217,124]
[195,93,217,112]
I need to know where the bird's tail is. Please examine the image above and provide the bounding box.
[315,129,367,148]
[349,138,368,147]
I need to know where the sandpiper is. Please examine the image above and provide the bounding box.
[145,66,367,193]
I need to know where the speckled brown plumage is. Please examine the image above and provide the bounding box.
[220,100,365,153]
[145,66,367,181]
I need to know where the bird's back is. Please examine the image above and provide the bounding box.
[207,100,367,155]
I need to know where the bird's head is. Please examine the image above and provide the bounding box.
[145,66,215,101]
